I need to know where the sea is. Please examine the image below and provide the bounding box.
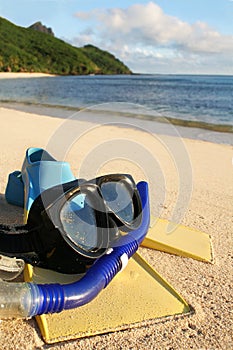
[0,74,232,144]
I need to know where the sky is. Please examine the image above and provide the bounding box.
[0,0,233,74]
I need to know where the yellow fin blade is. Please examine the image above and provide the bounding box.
[141,216,212,262]
[24,253,190,344]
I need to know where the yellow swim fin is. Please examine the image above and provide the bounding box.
[141,216,212,262]
[24,253,190,344]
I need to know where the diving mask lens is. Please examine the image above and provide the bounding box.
[60,193,98,252]
[100,181,134,223]
[41,174,141,263]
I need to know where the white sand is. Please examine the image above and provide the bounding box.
[0,73,55,79]
[0,107,232,349]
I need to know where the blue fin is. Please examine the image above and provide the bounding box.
[5,148,76,214]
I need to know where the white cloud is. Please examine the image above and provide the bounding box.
[74,2,233,74]
[72,27,95,47]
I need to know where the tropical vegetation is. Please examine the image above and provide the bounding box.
[0,17,131,75]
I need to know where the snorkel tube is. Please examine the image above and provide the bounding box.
[0,181,150,318]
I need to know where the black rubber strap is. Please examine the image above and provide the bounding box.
[0,224,44,255]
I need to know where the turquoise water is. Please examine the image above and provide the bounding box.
[0,74,232,131]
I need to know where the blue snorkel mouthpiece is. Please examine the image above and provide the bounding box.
[0,182,150,317]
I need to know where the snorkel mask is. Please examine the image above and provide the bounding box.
[0,175,150,318]
[0,174,143,274]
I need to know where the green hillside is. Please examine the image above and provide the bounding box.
[81,45,131,75]
[0,17,131,75]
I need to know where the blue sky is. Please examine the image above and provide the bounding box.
[0,0,233,74]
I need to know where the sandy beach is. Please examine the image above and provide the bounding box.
[0,106,232,349]
[0,73,56,79]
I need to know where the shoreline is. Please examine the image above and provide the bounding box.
[0,72,56,79]
[0,107,232,349]
[0,74,232,140]
[1,101,232,146]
